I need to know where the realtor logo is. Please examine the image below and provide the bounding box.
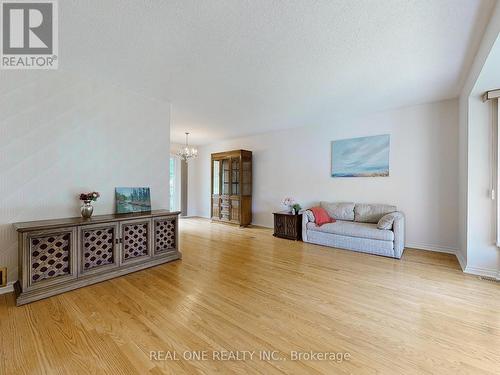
[1,0,58,69]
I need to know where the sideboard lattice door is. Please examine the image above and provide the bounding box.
[121,219,151,263]
[153,217,177,255]
[79,223,119,275]
[26,228,77,289]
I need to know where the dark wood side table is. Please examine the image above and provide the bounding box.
[273,211,302,241]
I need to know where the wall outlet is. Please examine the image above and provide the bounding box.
[0,267,6,287]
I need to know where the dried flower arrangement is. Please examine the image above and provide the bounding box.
[79,192,100,202]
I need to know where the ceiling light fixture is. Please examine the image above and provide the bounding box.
[177,132,198,161]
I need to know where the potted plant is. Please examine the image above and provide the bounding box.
[292,203,302,215]
[79,191,100,218]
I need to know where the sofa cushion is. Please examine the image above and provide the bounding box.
[354,204,396,223]
[304,210,315,223]
[307,220,394,241]
[377,212,403,230]
[320,202,355,221]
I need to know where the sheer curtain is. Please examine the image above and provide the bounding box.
[496,99,500,246]
[169,157,181,211]
[483,90,500,246]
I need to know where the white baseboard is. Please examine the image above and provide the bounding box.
[0,281,15,295]
[463,265,499,279]
[405,243,499,279]
[455,250,467,271]
[405,242,457,255]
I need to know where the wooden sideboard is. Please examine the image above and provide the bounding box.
[13,210,181,306]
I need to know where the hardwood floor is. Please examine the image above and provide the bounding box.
[1,218,499,374]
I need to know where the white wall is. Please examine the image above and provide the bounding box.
[458,93,469,268]
[465,43,500,276]
[465,37,500,278]
[466,95,499,276]
[0,72,171,286]
[458,1,500,277]
[189,99,459,253]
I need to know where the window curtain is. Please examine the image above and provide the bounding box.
[169,157,181,211]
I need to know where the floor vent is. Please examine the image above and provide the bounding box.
[479,276,499,283]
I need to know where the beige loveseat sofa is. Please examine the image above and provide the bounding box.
[302,202,405,258]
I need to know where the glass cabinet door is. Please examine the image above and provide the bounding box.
[231,158,240,195]
[212,160,220,195]
[242,160,252,196]
[222,159,230,195]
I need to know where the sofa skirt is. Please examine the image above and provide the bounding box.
[306,230,397,258]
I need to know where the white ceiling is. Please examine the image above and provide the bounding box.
[19,1,500,144]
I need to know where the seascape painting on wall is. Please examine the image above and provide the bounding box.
[115,187,152,213]
[331,134,390,177]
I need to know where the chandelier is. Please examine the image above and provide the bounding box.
[176,132,198,161]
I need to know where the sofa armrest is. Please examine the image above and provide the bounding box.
[302,210,314,242]
[392,211,405,258]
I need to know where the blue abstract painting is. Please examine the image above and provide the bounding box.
[331,135,390,177]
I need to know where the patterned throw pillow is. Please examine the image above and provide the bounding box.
[377,212,401,230]
[305,210,315,222]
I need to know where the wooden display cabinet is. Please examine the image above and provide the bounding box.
[211,150,252,226]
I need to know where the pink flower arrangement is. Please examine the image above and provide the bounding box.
[281,197,295,207]
[79,192,100,202]
[281,197,302,213]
